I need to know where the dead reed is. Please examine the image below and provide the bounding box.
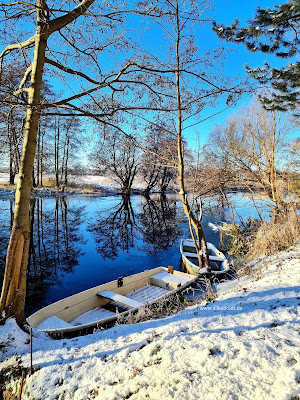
[249,209,300,258]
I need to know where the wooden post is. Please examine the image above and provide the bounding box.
[30,328,33,375]
[19,369,26,400]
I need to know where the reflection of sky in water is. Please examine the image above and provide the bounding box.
[0,192,269,315]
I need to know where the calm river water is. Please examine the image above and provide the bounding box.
[0,192,267,316]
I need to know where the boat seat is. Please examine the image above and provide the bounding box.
[150,271,190,289]
[97,291,144,309]
[209,255,224,263]
[184,251,224,262]
[183,251,198,258]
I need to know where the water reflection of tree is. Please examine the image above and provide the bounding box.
[139,195,182,255]
[89,195,183,260]
[26,197,87,315]
[0,198,14,275]
[88,196,136,260]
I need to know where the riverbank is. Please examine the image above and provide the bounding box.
[0,172,259,198]
[0,173,151,197]
[0,174,124,198]
[1,245,299,400]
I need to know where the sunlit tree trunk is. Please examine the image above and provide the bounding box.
[0,1,49,323]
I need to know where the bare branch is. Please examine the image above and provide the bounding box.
[183,104,233,130]
[124,110,176,137]
[45,57,100,85]
[124,62,241,94]
[48,0,96,35]
[0,2,35,8]
[41,61,139,108]
[18,64,32,90]
[0,36,35,75]
[13,88,29,96]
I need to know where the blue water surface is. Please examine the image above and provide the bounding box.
[0,192,269,316]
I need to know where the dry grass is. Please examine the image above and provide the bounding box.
[0,183,15,190]
[220,209,300,279]
[248,209,300,258]
[72,184,100,192]
[39,177,56,187]
[115,293,192,326]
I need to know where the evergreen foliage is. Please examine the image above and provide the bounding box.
[213,1,300,114]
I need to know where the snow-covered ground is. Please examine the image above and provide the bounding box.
[1,247,300,400]
[69,175,147,190]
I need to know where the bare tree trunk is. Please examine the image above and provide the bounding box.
[54,197,60,270]
[32,165,37,188]
[60,135,70,186]
[0,1,48,323]
[41,127,44,186]
[9,198,14,230]
[160,167,170,195]
[37,122,40,186]
[8,114,19,185]
[28,199,36,275]
[55,118,60,188]
[64,136,69,185]
[174,1,210,271]
[9,134,14,185]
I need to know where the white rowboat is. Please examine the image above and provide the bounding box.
[26,267,197,336]
[180,239,230,276]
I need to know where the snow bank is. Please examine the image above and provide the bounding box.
[1,246,299,400]
[0,173,148,191]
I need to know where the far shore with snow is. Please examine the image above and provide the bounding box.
[1,246,299,400]
[0,172,149,194]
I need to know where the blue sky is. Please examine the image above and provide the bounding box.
[117,0,297,149]
[6,0,294,151]
[179,0,297,147]
[47,0,298,150]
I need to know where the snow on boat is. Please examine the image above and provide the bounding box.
[26,267,197,336]
[180,239,230,276]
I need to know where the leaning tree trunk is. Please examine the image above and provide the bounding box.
[175,3,210,271]
[0,5,48,324]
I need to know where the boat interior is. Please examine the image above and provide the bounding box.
[181,240,225,271]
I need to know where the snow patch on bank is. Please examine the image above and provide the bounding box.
[1,246,299,400]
